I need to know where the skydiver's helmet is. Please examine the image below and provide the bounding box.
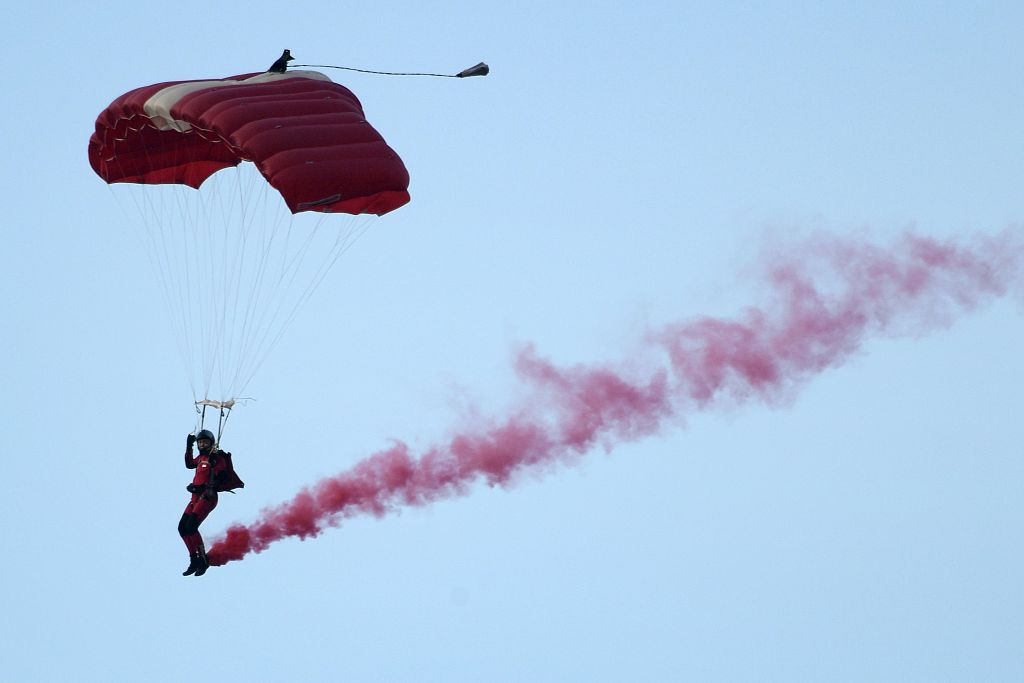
[196,429,216,455]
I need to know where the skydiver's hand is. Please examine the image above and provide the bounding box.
[187,434,196,448]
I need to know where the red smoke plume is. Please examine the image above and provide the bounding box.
[208,230,1022,565]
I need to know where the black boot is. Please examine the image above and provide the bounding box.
[182,552,201,576]
[193,547,210,577]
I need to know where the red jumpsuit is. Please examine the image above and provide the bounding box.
[178,446,243,556]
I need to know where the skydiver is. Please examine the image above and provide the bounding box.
[178,429,244,577]
[268,49,294,73]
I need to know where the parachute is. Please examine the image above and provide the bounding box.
[89,70,409,214]
[89,69,410,432]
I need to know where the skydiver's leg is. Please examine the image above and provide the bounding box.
[178,494,219,548]
[178,498,201,553]
[188,495,219,576]
[188,494,219,541]
[180,497,205,575]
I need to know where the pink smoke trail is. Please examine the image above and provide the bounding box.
[208,229,1023,565]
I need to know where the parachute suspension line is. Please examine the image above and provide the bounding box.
[170,158,343,404]
[148,138,187,359]
[114,134,297,406]
[175,159,268,404]
[163,132,216,404]
[143,157,361,405]
[229,210,337,397]
[208,164,247,398]
[192,162,227,401]
[214,166,250,398]
[106,124,389,407]
[188,159,213,400]
[107,145,201,402]
[108,184,194,400]
[221,168,291,398]
[229,210,374,399]
[201,160,242,399]
[168,135,215,404]
[122,127,236,405]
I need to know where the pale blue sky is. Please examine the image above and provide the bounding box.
[2,3,1023,681]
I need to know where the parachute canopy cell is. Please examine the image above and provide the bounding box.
[88,70,410,215]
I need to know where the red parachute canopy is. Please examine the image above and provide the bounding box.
[88,71,410,215]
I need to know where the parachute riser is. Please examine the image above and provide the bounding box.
[195,398,250,448]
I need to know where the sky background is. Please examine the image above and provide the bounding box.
[2,2,1023,681]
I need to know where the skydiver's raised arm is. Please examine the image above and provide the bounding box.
[185,433,198,469]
